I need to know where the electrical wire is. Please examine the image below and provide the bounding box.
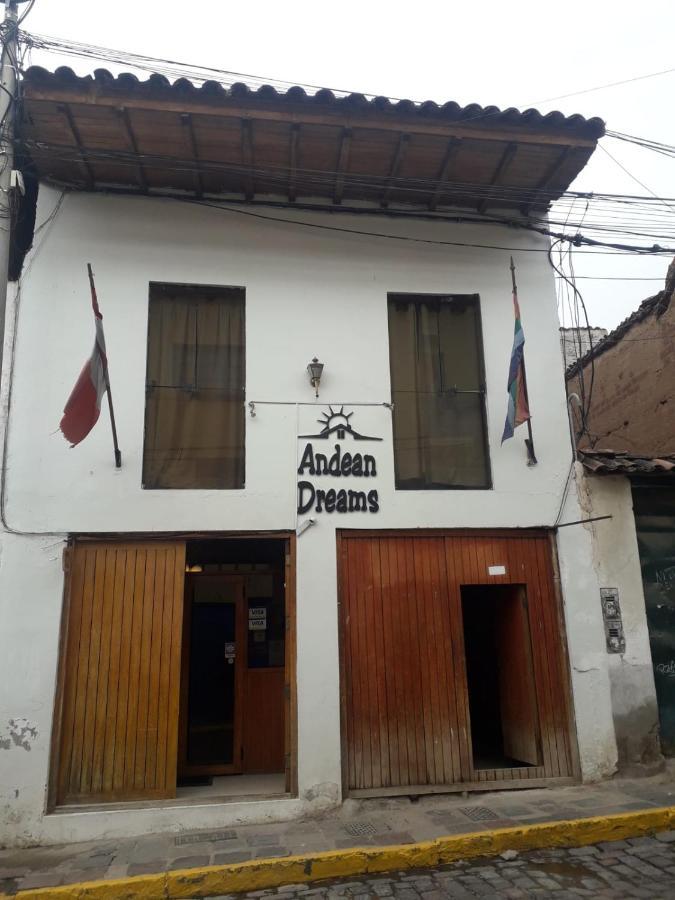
[20,28,675,249]
[19,30,381,98]
[549,239,598,442]
[13,128,675,244]
[526,66,675,107]
[13,19,675,259]
[15,21,675,257]
[5,8,672,538]
[18,29,675,127]
[14,139,675,253]
[553,461,575,529]
[598,144,675,216]
[555,275,665,281]
[606,129,675,160]
[17,1,36,27]
[166,196,675,257]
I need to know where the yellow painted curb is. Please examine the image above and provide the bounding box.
[5,805,675,900]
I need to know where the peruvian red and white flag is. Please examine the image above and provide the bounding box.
[59,265,109,446]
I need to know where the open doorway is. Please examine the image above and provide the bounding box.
[461,584,541,771]
[177,537,290,800]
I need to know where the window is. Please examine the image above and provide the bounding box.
[387,293,491,489]
[143,284,245,489]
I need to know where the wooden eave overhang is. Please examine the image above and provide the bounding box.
[19,66,605,213]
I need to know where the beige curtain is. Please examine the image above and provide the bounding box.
[388,295,490,489]
[143,285,245,489]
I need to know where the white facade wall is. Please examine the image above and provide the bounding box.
[575,470,662,771]
[0,186,619,847]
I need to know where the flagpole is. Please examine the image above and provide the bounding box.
[510,257,537,466]
[87,264,122,469]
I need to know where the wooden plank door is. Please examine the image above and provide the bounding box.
[496,586,541,766]
[56,540,186,805]
[339,530,577,795]
[339,534,466,791]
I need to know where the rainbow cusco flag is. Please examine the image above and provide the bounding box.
[501,288,530,443]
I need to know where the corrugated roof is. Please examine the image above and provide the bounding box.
[580,450,675,475]
[22,65,606,139]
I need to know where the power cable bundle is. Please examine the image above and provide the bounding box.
[6,21,675,265]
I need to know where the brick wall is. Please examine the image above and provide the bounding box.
[567,281,675,455]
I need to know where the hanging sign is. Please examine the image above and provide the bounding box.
[297,406,382,515]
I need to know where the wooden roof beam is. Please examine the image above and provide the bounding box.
[333,127,352,205]
[522,145,572,215]
[57,102,95,188]
[288,123,299,203]
[477,142,518,214]
[117,106,148,192]
[428,137,463,211]
[241,118,254,201]
[24,90,598,148]
[180,112,204,199]
[380,133,410,208]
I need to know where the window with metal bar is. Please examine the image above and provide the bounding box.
[387,293,491,489]
[143,283,245,489]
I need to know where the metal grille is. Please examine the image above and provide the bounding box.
[343,821,381,836]
[458,806,500,822]
[175,830,237,845]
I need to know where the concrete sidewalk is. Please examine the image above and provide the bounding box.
[1,769,675,896]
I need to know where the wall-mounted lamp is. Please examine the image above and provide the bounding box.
[307,357,324,397]
[296,517,316,537]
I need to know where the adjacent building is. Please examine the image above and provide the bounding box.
[560,326,608,369]
[567,262,675,762]
[0,64,639,848]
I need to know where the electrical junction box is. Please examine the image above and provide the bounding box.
[601,587,626,653]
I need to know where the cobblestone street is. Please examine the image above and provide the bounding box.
[3,774,675,895]
[201,834,675,900]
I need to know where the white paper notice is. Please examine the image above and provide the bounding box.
[488,565,507,576]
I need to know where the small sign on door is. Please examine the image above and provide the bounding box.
[249,606,267,631]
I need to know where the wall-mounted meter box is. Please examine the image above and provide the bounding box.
[600,587,626,654]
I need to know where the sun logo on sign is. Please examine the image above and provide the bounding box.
[299,406,382,441]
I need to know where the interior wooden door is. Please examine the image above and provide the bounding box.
[179,575,246,776]
[56,540,186,805]
[496,586,541,766]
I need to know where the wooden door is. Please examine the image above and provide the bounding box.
[56,540,186,805]
[338,531,577,794]
[339,534,467,791]
[243,570,286,774]
[179,575,246,776]
[497,586,541,767]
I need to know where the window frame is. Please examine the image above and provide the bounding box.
[142,281,246,491]
[386,291,492,491]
